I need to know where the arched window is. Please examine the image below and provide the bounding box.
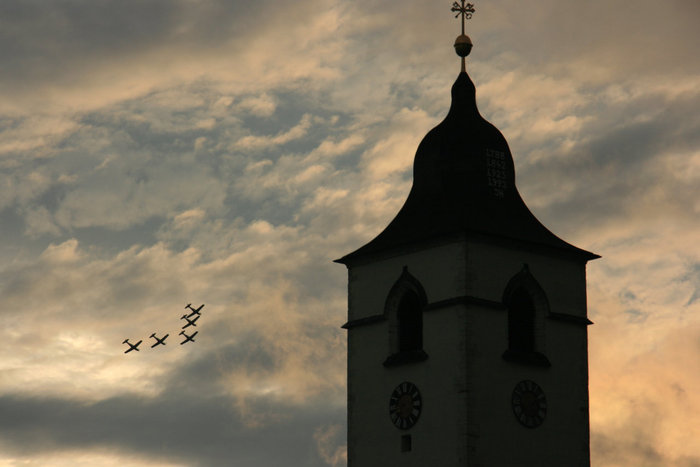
[383,267,428,366]
[502,265,551,367]
[507,287,535,353]
[397,290,423,352]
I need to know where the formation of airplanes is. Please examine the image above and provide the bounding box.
[123,303,204,353]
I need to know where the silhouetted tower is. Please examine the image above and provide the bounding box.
[336,4,598,465]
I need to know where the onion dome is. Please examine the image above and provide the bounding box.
[336,66,598,265]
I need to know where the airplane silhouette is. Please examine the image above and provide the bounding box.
[185,303,204,318]
[122,339,142,353]
[179,330,198,345]
[180,314,200,329]
[149,332,169,348]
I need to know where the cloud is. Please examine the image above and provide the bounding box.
[0,0,699,465]
[682,263,700,306]
[590,324,700,466]
[360,107,434,180]
[314,424,347,467]
[306,133,365,161]
[234,114,313,150]
[0,391,344,467]
[0,225,349,396]
[237,93,277,117]
[0,0,344,116]
[0,226,347,465]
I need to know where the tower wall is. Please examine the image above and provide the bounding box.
[345,238,591,466]
[463,240,590,466]
[346,240,469,466]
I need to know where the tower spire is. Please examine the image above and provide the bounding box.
[451,1,475,71]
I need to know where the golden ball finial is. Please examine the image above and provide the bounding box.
[454,34,473,57]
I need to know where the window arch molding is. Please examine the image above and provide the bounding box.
[383,266,429,367]
[501,265,551,367]
[502,265,550,317]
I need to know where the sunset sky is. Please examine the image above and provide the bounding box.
[1,0,699,465]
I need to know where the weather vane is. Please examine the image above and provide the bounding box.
[451,1,475,35]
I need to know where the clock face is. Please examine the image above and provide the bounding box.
[511,380,547,428]
[389,381,422,430]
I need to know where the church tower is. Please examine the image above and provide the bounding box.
[336,3,599,466]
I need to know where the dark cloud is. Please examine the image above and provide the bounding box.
[682,263,700,306]
[516,88,700,236]
[0,329,344,466]
[0,0,262,84]
[592,430,665,466]
[0,391,344,467]
[73,218,163,254]
[477,0,700,79]
[592,423,700,467]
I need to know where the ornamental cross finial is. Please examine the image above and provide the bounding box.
[451,1,475,35]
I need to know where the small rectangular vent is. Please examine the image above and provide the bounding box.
[401,434,412,452]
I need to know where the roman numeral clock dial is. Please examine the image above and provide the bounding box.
[389,382,422,430]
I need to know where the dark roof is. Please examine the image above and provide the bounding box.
[337,70,599,265]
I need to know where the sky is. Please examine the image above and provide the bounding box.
[0,0,698,465]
